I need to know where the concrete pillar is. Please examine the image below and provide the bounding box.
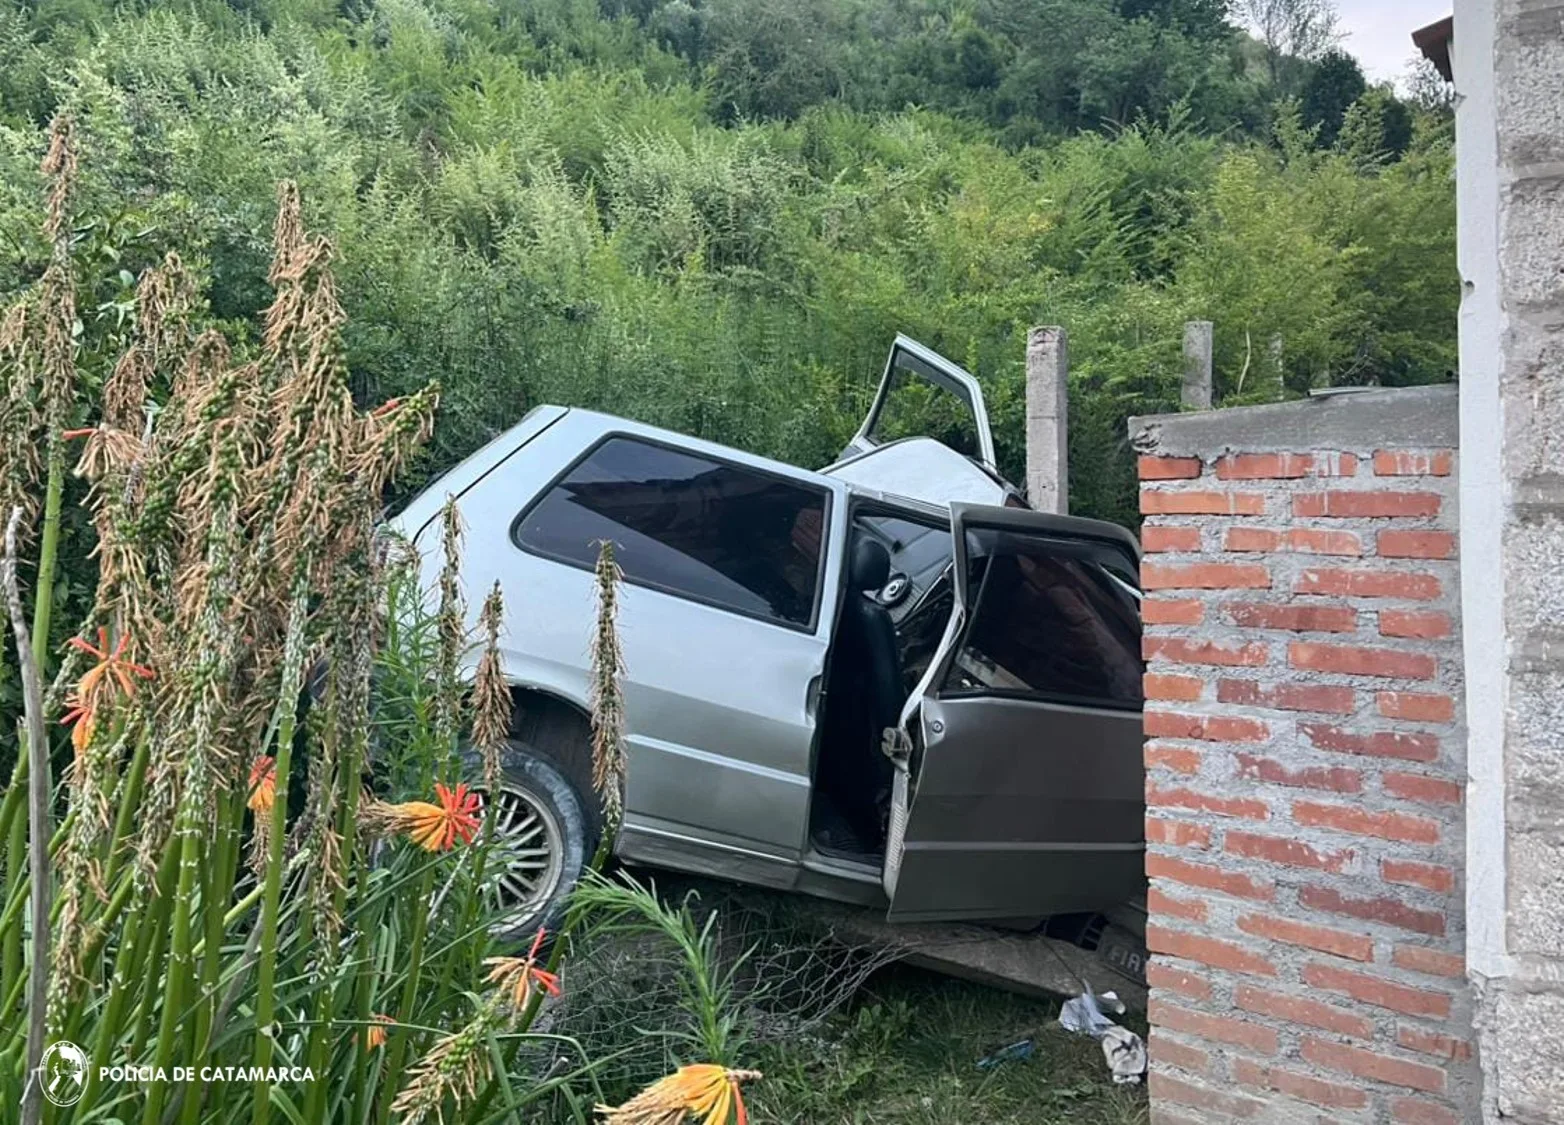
[1451,0,1564,1119]
[1181,321,1213,410]
[1024,326,1067,514]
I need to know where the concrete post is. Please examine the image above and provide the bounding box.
[1025,326,1068,514]
[1181,321,1213,410]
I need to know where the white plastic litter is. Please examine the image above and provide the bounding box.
[1058,989,1146,1085]
[1101,1025,1147,1084]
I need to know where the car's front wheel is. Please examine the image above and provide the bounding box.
[465,743,598,943]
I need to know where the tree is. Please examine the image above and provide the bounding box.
[1236,0,1342,87]
[1299,48,1366,147]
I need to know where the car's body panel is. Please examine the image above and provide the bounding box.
[822,438,1010,509]
[882,503,1145,922]
[402,408,853,880]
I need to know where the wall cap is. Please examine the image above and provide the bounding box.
[1129,384,1459,458]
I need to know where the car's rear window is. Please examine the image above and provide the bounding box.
[513,435,829,629]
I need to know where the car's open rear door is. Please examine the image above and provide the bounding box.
[840,336,997,473]
[882,504,1145,923]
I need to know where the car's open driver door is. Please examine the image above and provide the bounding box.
[882,504,1146,923]
[840,336,998,473]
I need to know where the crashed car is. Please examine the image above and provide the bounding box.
[394,336,1145,936]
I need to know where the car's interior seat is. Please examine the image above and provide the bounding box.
[816,536,903,850]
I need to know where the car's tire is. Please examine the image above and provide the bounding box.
[463,741,599,944]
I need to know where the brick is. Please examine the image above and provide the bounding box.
[1148,782,1270,821]
[1303,963,1453,1019]
[1382,859,1456,894]
[1397,1025,1472,1060]
[1151,1032,1211,1075]
[1234,984,1375,1037]
[1145,673,1204,701]
[1380,609,1453,639]
[1226,832,1356,875]
[1145,637,1271,667]
[1300,723,1440,763]
[1293,491,1442,518]
[1377,691,1456,723]
[1147,961,1214,1001]
[1377,529,1456,559]
[1142,490,1266,516]
[1383,771,1463,806]
[1295,567,1442,601]
[1303,1037,1447,1095]
[1219,679,1356,714]
[1143,525,1203,552]
[1147,853,1276,901]
[1147,926,1278,977]
[1392,946,1464,978]
[1224,527,1282,552]
[1293,801,1441,846]
[1145,743,1203,775]
[1148,886,1209,923]
[1237,913,1373,961]
[1230,1057,1371,1109]
[1150,1072,1268,1118]
[1373,450,1453,476]
[1226,603,1358,633]
[1298,885,1447,936]
[1146,818,1213,849]
[1143,561,1271,590]
[1139,455,1204,480]
[1234,753,1363,793]
[1289,642,1437,680]
[1143,598,1206,625]
[1145,711,1270,743]
[1287,527,1363,555]
[1149,999,1280,1053]
[1216,452,1357,479]
[1391,1097,1461,1125]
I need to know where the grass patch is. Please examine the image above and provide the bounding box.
[747,963,1149,1124]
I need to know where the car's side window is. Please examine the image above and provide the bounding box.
[943,530,1143,710]
[513,435,829,629]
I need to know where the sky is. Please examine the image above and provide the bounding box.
[1334,0,1451,85]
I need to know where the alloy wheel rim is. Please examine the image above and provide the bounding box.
[472,783,566,932]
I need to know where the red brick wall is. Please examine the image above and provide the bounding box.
[1136,423,1475,1123]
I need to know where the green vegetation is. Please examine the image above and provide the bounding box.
[2,0,1455,540]
[750,964,1148,1125]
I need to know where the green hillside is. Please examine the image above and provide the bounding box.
[1,0,1456,526]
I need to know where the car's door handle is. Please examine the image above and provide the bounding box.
[805,674,824,719]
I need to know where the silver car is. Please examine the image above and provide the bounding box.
[394,336,1146,936]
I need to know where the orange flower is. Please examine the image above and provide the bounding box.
[60,698,95,758]
[247,755,277,814]
[483,929,561,1011]
[596,1064,761,1125]
[361,1013,393,1051]
[68,626,154,708]
[387,782,482,851]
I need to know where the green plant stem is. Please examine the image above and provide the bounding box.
[139,811,201,1125]
[250,702,299,1125]
[179,788,241,1125]
[80,844,176,1116]
[375,862,438,1125]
